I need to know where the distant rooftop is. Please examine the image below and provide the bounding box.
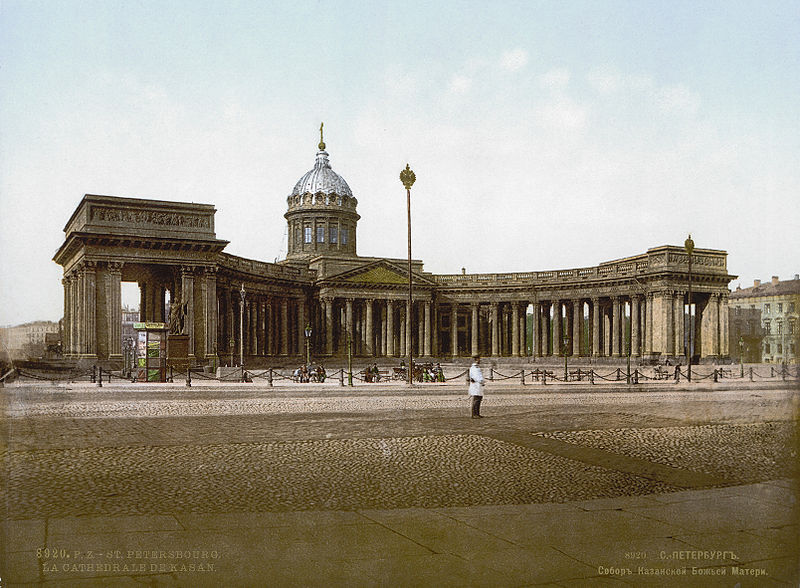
[732,275,800,298]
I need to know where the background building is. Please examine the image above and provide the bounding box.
[730,275,800,364]
[0,321,60,360]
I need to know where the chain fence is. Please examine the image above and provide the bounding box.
[3,362,798,388]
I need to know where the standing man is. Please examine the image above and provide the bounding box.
[469,355,485,418]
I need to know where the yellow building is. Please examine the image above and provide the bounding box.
[730,275,800,364]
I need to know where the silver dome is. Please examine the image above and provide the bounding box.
[290,150,353,198]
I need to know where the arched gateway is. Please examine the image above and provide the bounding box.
[54,136,735,365]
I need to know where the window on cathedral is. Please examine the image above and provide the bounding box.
[778,303,783,313]
[304,227,312,243]
[317,227,324,243]
[764,303,770,314]
[789,302,795,313]
[341,228,348,245]
[330,226,338,244]
[295,228,301,245]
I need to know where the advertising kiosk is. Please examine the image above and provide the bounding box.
[133,322,167,382]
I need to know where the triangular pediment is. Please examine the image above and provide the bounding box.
[345,265,408,284]
[319,259,435,287]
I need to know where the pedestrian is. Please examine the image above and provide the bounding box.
[468,355,485,418]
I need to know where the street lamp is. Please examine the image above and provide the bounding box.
[239,283,246,369]
[400,163,416,386]
[684,234,694,382]
[305,324,312,367]
[739,335,744,378]
[563,334,570,382]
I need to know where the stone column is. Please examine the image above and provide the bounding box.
[572,300,581,356]
[490,303,499,356]
[423,301,431,357]
[62,276,71,356]
[674,292,685,358]
[280,298,289,355]
[631,295,641,357]
[645,293,653,356]
[471,303,480,357]
[399,305,406,357]
[611,297,621,357]
[138,281,148,322]
[591,299,600,357]
[701,294,720,358]
[323,297,334,355]
[720,294,729,357]
[180,267,195,357]
[450,304,458,357]
[511,303,520,357]
[364,299,374,356]
[417,303,424,357]
[405,299,413,358]
[203,268,217,359]
[344,298,354,351]
[553,301,562,356]
[531,302,540,357]
[106,262,123,359]
[297,296,306,357]
[386,300,395,356]
[540,302,550,356]
[519,304,527,357]
[227,291,235,360]
[81,262,97,357]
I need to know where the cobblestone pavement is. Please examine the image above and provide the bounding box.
[2,383,798,587]
[2,385,797,519]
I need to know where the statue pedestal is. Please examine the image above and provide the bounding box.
[167,334,190,369]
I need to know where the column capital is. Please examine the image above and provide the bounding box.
[107,261,124,273]
[204,266,218,277]
[180,265,195,276]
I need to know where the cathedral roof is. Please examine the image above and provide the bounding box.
[290,149,353,198]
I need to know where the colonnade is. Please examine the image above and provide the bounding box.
[61,271,729,362]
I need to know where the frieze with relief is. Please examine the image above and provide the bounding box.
[91,206,211,229]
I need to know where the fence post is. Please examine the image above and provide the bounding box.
[616,368,621,381]
[186,368,192,387]
[590,370,594,385]
[633,369,639,385]
[91,365,96,383]
[339,369,344,386]
[713,369,718,383]
[97,367,102,387]
[268,368,273,387]
[771,366,775,377]
[489,367,494,381]
[675,367,680,383]
[782,366,786,381]
[169,366,174,383]
[520,369,525,385]
[749,367,753,381]
[542,369,547,385]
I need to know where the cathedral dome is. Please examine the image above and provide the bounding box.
[290,149,353,198]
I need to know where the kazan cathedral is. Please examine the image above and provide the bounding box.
[54,129,735,366]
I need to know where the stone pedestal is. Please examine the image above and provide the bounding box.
[167,334,190,369]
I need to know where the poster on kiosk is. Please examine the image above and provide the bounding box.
[133,323,167,382]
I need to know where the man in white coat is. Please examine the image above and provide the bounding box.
[468,355,485,418]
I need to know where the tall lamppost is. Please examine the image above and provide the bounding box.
[305,324,312,367]
[739,335,744,378]
[239,283,246,369]
[400,163,416,385]
[684,234,694,382]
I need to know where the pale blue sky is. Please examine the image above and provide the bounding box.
[1,0,799,324]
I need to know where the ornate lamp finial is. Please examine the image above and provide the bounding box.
[400,163,416,190]
[319,122,325,150]
[684,233,694,255]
